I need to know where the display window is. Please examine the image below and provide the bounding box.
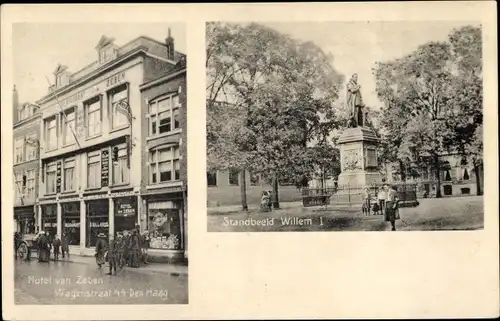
[147,201,182,250]
[42,204,57,238]
[86,200,108,247]
[62,202,80,245]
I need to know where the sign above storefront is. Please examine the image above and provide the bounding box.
[116,197,137,217]
[56,161,62,193]
[101,148,110,187]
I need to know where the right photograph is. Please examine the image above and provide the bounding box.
[205,21,484,232]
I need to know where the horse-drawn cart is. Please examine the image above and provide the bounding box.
[14,232,38,260]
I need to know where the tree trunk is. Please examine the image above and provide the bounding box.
[240,169,248,211]
[473,160,482,196]
[399,160,406,182]
[272,173,280,209]
[434,154,442,198]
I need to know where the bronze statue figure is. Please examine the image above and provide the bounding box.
[346,73,365,127]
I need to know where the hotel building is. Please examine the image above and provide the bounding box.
[35,31,187,260]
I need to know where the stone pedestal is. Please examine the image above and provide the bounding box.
[337,126,382,187]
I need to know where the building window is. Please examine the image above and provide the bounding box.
[148,94,180,136]
[147,201,182,250]
[64,159,75,192]
[25,134,38,161]
[46,163,57,194]
[149,145,180,184]
[207,171,217,187]
[62,202,80,245]
[62,107,76,145]
[85,97,102,137]
[14,137,24,164]
[87,153,101,189]
[86,200,109,247]
[19,106,27,121]
[110,85,129,129]
[26,169,35,199]
[444,170,452,182]
[45,116,58,150]
[14,172,23,198]
[228,168,239,186]
[112,147,129,185]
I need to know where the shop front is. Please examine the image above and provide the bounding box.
[145,193,185,257]
[41,204,58,238]
[86,199,109,247]
[114,196,138,234]
[61,202,81,246]
[14,206,36,234]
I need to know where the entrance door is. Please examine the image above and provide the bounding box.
[115,215,136,234]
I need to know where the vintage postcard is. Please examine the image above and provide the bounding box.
[9,22,188,304]
[206,21,487,233]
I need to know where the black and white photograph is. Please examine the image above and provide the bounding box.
[206,21,484,232]
[12,23,188,304]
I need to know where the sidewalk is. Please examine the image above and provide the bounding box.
[28,253,188,276]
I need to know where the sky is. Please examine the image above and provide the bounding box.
[12,23,186,104]
[264,21,480,109]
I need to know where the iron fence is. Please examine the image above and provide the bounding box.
[301,182,419,207]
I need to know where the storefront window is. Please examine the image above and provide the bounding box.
[114,197,138,234]
[62,202,80,246]
[86,200,108,247]
[42,204,57,239]
[147,201,182,250]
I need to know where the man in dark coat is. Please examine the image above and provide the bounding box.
[140,231,150,265]
[95,233,107,268]
[52,234,62,261]
[61,232,70,258]
[37,231,50,262]
[106,237,118,276]
[128,229,140,268]
[123,230,131,267]
[115,233,125,268]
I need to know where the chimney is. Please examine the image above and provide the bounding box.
[165,28,175,61]
[13,85,19,123]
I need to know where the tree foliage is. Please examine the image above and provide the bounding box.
[373,25,483,194]
[206,22,344,206]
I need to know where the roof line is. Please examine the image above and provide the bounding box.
[139,68,186,90]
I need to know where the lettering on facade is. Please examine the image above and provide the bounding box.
[56,161,62,193]
[44,222,57,228]
[64,222,81,228]
[90,221,109,228]
[106,72,126,88]
[116,197,136,217]
[101,148,110,187]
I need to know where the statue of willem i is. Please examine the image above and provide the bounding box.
[346,73,366,128]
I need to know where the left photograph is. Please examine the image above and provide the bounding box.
[12,23,188,304]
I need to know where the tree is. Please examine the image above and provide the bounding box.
[373,24,483,197]
[206,22,344,210]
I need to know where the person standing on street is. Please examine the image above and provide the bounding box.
[106,236,118,276]
[377,185,388,216]
[61,232,70,258]
[140,230,150,265]
[115,232,125,268]
[129,229,140,268]
[362,187,371,216]
[123,230,130,267]
[37,231,50,262]
[52,235,61,261]
[385,185,400,231]
[95,233,107,268]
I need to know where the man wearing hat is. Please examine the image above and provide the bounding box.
[140,230,150,265]
[37,231,50,262]
[95,233,107,268]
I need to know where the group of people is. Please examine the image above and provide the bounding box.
[36,231,70,262]
[95,226,151,276]
[363,184,401,231]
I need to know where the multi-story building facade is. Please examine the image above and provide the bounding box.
[35,31,187,259]
[139,58,187,258]
[384,153,484,197]
[13,87,42,234]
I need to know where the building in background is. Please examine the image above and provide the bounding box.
[139,56,187,259]
[34,30,186,259]
[13,86,42,235]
